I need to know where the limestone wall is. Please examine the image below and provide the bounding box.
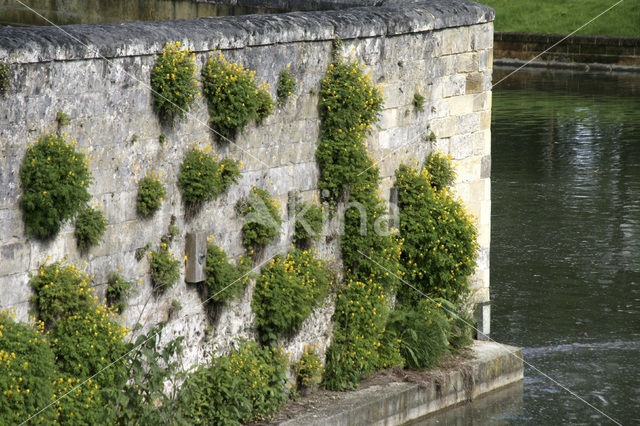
[0,0,493,367]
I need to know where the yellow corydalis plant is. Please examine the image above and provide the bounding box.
[137,170,166,217]
[151,41,199,120]
[201,50,273,138]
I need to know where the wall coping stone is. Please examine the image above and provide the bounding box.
[0,0,494,64]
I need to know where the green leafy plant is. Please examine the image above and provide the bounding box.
[0,311,57,425]
[177,147,241,210]
[316,56,405,390]
[296,346,323,389]
[131,134,139,144]
[292,201,323,247]
[149,242,180,294]
[56,110,70,127]
[236,187,282,253]
[53,374,109,424]
[137,173,166,216]
[47,306,130,389]
[150,41,198,120]
[276,66,296,104]
[180,341,288,425]
[159,133,166,144]
[413,92,425,112]
[203,242,251,305]
[106,273,135,313]
[20,134,92,239]
[108,326,187,423]
[136,242,152,261]
[395,157,477,305]
[201,51,273,138]
[75,204,107,252]
[386,298,473,370]
[316,57,383,202]
[0,61,10,96]
[29,261,96,330]
[424,151,456,190]
[252,250,331,344]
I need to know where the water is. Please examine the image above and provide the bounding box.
[489,67,640,424]
[414,67,640,425]
[0,0,283,27]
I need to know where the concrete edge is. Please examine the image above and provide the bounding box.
[0,0,493,64]
[279,341,523,426]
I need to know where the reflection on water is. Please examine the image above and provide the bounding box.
[0,0,283,27]
[407,381,524,425]
[491,67,640,424]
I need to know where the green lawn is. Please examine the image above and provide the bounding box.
[477,0,639,37]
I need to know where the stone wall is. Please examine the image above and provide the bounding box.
[0,0,493,368]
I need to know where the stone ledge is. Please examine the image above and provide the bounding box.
[0,1,493,64]
[274,341,522,425]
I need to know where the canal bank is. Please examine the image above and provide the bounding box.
[270,341,523,425]
[493,32,640,71]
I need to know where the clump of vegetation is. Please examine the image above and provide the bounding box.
[316,54,404,390]
[236,187,282,253]
[292,199,323,248]
[113,326,186,423]
[150,41,199,120]
[252,250,331,344]
[395,156,477,304]
[0,61,9,96]
[201,51,273,138]
[203,242,251,305]
[180,341,288,424]
[47,306,129,389]
[75,204,107,252]
[276,66,296,104]
[56,110,70,127]
[413,92,425,112]
[177,147,241,211]
[20,134,92,239]
[29,261,96,330]
[316,57,383,202]
[386,298,474,369]
[296,346,323,389]
[137,173,166,217]
[149,239,181,294]
[424,151,456,190]
[159,133,166,144]
[28,259,130,410]
[0,61,10,97]
[106,272,135,313]
[5,260,190,423]
[0,311,58,424]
